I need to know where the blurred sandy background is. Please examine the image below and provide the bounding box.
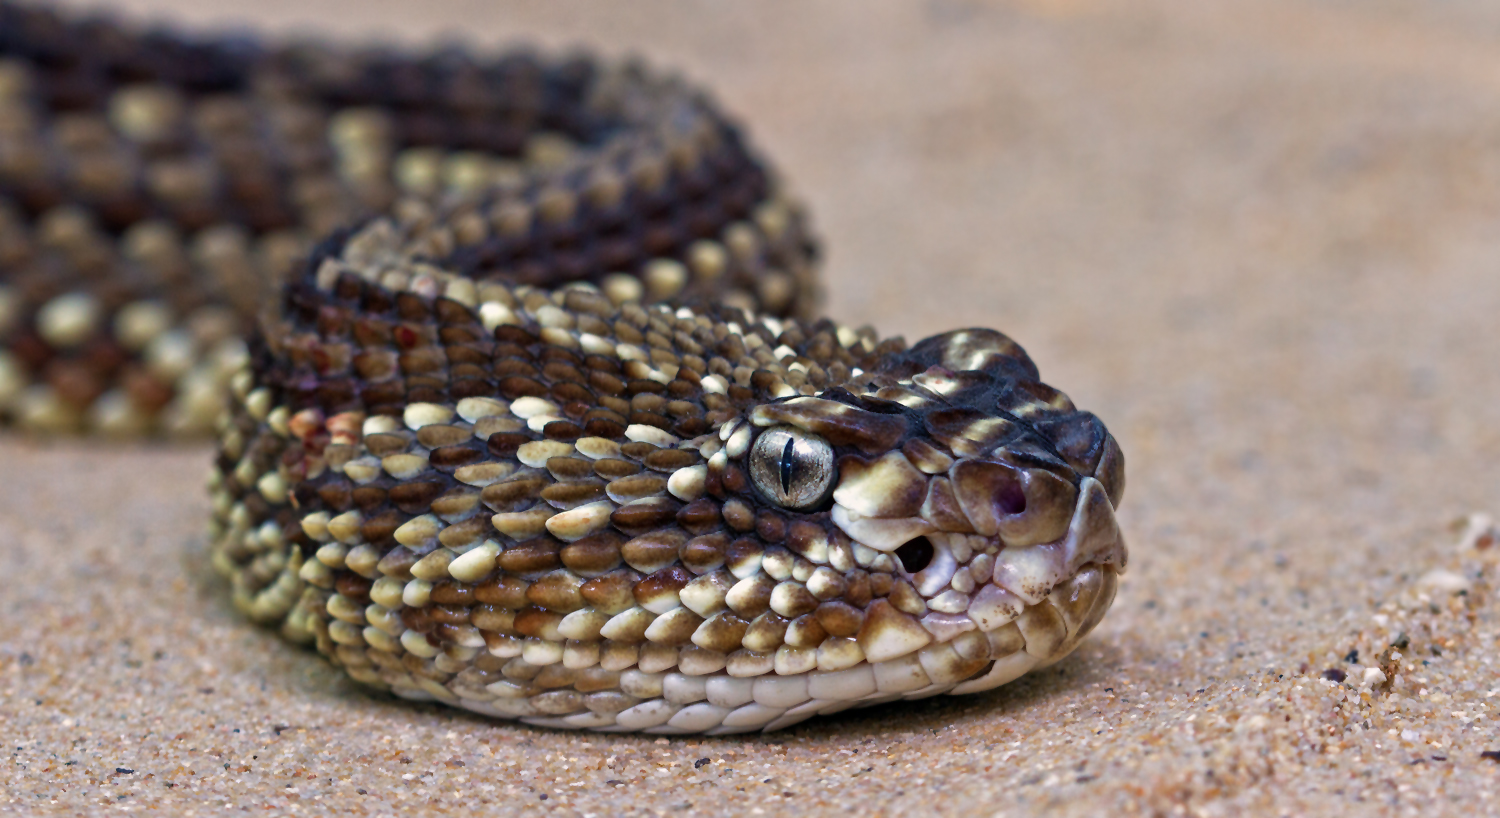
[5,0,1500,814]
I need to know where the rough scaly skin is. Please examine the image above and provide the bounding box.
[0,2,1128,734]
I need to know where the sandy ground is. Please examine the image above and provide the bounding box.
[5,0,1500,815]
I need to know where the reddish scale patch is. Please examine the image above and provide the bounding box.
[393,325,420,350]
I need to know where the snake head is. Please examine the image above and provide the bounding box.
[714,328,1126,694]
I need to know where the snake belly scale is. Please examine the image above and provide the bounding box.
[0,3,1128,734]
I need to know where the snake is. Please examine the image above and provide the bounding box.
[0,2,1128,734]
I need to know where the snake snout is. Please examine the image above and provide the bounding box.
[829,440,1129,646]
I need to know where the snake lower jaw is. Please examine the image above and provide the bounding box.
[948,561,1122,696]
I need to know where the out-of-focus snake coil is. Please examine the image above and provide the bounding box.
[0,3,1128,734]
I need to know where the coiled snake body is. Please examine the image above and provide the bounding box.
[0,3,1127,734]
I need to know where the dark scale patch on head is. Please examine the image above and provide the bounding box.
[804,329,1123,492]
[880,328,1038,383]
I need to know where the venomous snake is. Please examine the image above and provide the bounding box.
[0,3,1128,734]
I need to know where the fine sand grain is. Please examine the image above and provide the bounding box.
[5,1,1500,815]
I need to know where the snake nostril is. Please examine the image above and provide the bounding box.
[895,536,935,573]
[999,481,1026,516]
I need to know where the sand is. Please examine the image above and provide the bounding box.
[5,0,1500,814]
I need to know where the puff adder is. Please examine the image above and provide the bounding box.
[0,3,1128,734]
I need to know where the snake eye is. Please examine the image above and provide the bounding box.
[748,425,836,510]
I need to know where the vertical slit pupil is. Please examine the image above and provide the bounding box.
[779,436,796,494]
